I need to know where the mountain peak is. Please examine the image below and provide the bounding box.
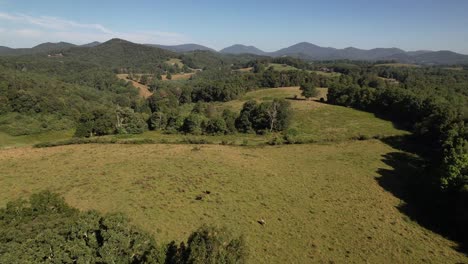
[220,44,266,55]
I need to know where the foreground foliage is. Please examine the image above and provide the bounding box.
[0,191,247,264]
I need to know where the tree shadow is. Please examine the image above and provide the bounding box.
[377,135,467,255]
[285,96,306,101]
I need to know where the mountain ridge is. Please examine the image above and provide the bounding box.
[1,39,467,64]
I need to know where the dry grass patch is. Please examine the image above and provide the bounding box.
[161,72,194,81]
[116,74,153,98]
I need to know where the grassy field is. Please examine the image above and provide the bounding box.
[0,130,73,149]
[161,72,194,81]
[0,142,466,263]
[267,63,341,77]
[93,87,406,145]
[166,58,185,68]
[0,86,465,262]
[219,87,407,143]
[268,63,301,71]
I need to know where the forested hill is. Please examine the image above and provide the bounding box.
[59,39,178,71]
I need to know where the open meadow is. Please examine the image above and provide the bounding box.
[0,141,466,263]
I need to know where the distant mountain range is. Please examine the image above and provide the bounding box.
[219,42,468,65]
[0,41,101,56]
[145,43,215,53]
[1,40,468,65]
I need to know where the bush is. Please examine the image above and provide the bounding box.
[181,114,206,135]
[205,118,228,135]
[268,135,285,145]
[300,82,319,98]
[166,225,247,264]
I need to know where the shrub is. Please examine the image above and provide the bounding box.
[205,118,228,135]
[167,225,247,264]
[181,114,206,135]
[268,135,284,145]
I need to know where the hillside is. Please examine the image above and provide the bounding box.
[60,38,178,71]
[0,42,77,56]
[148,43,215,52]
[220,44,268,56]
[270,42,468,64]
[80,41,101,47]
[216,42,468,64]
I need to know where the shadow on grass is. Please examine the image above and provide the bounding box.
[377,135,467,255]
[285,96,306,101]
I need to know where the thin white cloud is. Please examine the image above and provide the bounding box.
[15,28,43,38]
[0,12,190,47]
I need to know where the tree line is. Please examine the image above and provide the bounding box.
[327,65,467,243]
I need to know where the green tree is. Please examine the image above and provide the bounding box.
[148,111,168,130]
[235,100,257,133]
[205,118,228,135]
[74,108,116,137]
[116,107,147,134]
[181,113,205,135]
[167,225,247,264]
[166,72,172,80]
[300,82,319,99]
[222,109,238,134]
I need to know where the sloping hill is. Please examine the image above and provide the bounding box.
[0,46,15,55]
[269,42,468,64]
[0,42,76,55]
[60,38,178,70]
[412,50,468,65]
[31,42,76,53]
[80,41,101,48]
[272,42,338,59]
[220,44,267,55]
[148,43,215,52]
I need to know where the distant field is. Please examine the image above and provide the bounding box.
[116,74,153,98]
[115,87,405,145]
[235,67,253,72]
[219,87,406,143]
[444,67,464,71]
[310,70,342,77]
[161,72,194,81]
[378,76,400,84]
[267,63,341,77]
[166,58,184,68]
[374,63,420,68]
[268,63,300,71]
[0,130,74,149]
[0,87,407,148]
[0,142,465,263]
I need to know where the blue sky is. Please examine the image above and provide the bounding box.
[0,0,467,53]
